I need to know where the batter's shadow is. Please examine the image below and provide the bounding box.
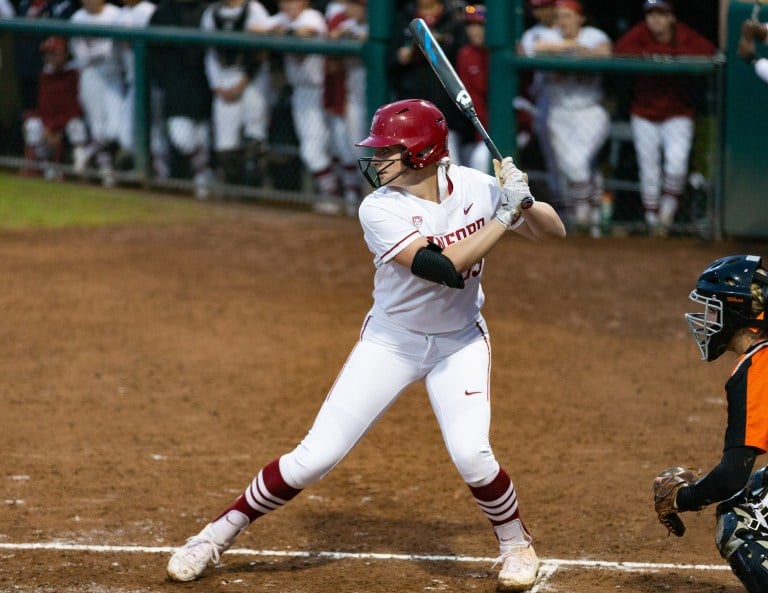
[220,510,494,579]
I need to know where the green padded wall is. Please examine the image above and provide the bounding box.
[724,2,768,238]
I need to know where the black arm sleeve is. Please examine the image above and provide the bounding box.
[676,446,758,512]
[410,243,465,289]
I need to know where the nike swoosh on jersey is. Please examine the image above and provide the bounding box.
[464,389,483,396]
[463,204,473,215]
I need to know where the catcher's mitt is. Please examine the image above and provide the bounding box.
[653,466,700,537]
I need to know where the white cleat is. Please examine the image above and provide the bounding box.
[166,524,228,582]
[496,544,540,591]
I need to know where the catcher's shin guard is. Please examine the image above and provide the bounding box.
[716,506,768,593]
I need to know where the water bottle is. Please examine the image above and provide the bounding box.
[600,192,613,237]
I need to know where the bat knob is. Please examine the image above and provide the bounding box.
[521,196,534,209]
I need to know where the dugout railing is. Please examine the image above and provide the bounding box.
[0,6,725,238]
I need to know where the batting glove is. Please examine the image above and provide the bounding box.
[495,205,524,230]
[493,157,535,215]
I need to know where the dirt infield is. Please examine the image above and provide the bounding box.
[1,202,762,593]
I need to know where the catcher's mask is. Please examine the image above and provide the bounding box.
[686,254,768,361]
[356,99,449,188]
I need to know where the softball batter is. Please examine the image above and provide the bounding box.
[166,99,565,591]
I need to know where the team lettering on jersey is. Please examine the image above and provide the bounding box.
[427,217,486,248]
[427,217,487,282]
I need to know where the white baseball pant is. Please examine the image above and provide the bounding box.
[278,313,501,490]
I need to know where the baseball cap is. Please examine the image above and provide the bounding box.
[464,4,486,24]
[643,0,673,13]
[39,36,67,54]
[554,0,583,14]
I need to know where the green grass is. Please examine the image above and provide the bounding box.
[0,172,214,229]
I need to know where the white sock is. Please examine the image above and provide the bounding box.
[208,510,249,544]
[494,519,532,552]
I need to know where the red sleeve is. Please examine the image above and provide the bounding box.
[613,23,646,56]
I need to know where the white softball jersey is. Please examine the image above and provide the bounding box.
[267,7,327,87]
[359,164,507,335]
[202,0,271,90]
[70,3,124,76]
[536,26,611,110]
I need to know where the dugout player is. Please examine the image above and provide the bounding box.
[69,0,125,187]
[653,255,768,593]
[530,0,612,238]
[613,0,716,237]
[166,99,566,591]
[22,36,89,180]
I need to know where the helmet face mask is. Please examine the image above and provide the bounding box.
[685,289,725,361]
[356,99,449,188]
[357,152,404,189]
[685,255,763,361]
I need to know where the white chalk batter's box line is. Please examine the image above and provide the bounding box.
[0,541,728,575]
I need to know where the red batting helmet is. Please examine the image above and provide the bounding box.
[357,99,449,169]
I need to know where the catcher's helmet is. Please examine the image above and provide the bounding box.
[686,255,768,361]
[357,99,449,170]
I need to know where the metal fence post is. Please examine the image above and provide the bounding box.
[132,39,149,184]
[364,0,393,122]
[485,0,517,158]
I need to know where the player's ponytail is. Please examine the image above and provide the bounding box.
[750,267,768,338]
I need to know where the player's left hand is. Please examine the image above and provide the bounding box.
[493,157,534,215]
[653,466,700,537]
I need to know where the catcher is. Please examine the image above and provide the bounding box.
[654,254,768,593]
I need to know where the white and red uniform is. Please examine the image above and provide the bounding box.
[324,3,368,209]
[266,6,332,181]
[520,20,562,206]
[614,20,716,225]
[202,0,271,153]
[23,57,89,173]
[535,25,610,215]
[69,2,124,147]
[198,164,533,556]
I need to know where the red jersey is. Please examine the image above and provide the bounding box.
[36,64,83,132]
[724,341,768,453]
[456,43,489,132]
[613,22,716,121]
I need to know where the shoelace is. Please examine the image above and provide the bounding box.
[492,547,533,571]
[184,535,222,565]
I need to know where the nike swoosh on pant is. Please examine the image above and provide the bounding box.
[464,390,482,396]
